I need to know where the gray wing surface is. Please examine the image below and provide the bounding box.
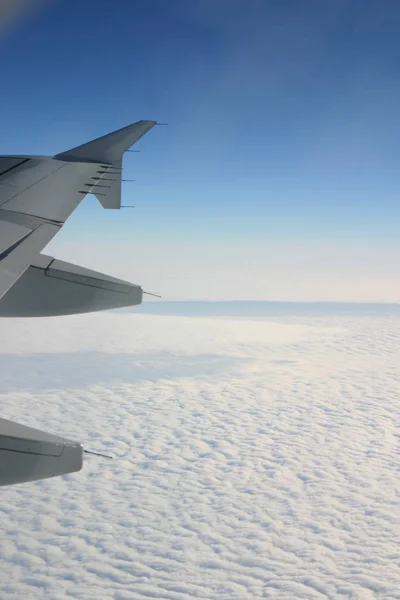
[0,253,143,317]
[0,120,156,302]
[0,120,158,486]
[0,417,83,486]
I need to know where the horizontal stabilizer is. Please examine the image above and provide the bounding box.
[54,120,157,165]
[0,254,142,317]
[0,418,82,486]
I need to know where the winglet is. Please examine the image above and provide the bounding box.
[54,120,157,165]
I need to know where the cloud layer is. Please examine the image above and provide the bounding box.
[0,308,398,599]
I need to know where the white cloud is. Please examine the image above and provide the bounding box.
[0,308,398,599]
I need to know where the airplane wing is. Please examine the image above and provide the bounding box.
[0,120,158,486]
[0,417,83,486]
[0,120,156,307]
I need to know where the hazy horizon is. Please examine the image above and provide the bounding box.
[128,299,400,318]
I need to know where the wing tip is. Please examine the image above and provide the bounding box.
[54,119,159,165]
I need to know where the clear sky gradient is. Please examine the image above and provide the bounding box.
[0,0,398,301]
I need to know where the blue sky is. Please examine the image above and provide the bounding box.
[0,0,399,301]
